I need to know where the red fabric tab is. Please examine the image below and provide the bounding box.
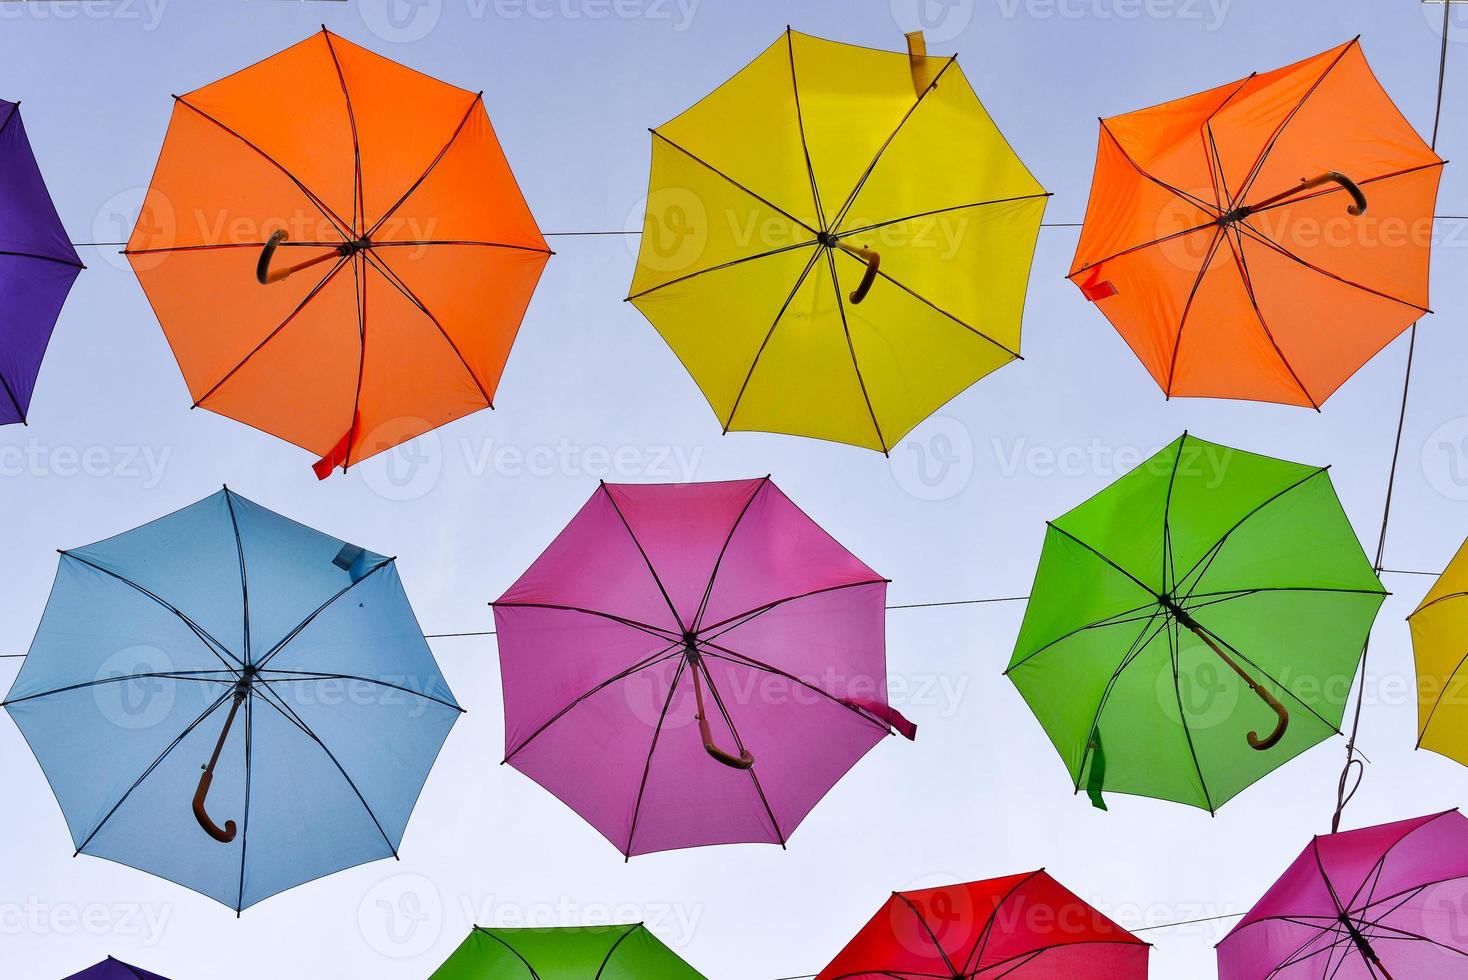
[312,414,358,480]
[842,698,918,740]
[1081,274,1118,302]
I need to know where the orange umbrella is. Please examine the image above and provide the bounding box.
[127,29,549,476]
[1069,39,1443,408]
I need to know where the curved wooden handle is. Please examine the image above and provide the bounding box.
[192,768,238,843]
[846,245,881,304]
[691,659,754,770]
[1321,171,1367,216]
[192,691,244,843]
[1246,684,1290,751]
[256,230,290,285]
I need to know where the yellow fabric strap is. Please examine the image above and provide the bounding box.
[906,31,940,96]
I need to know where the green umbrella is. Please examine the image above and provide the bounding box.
[1007,434,1386,813]
[429,924,706,979]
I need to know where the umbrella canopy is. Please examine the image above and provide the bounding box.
[63,958,170,980]
[1218,810,1468,978]
[430,924,706,979]
[0,99,83,424]
[2,488,461,912]
[816,871,1149,979]
[493,477,914,856]
[628,29,1047,452]
[1069,39,1442,407]
[1408,538,1468,766]
[1008,434,1386,812]
[126,28,549,477]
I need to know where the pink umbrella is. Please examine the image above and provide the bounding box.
[1218,810,1468,979]
[493,477,915,856]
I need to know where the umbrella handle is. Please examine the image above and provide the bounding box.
[256,230,344,285]
[1175,611,1290,752]
[690,659,754,770]
[192,691,245,844]
[839,244,881,304]
[1247,171,1367,217]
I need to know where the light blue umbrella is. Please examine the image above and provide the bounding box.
[3,489,461,913]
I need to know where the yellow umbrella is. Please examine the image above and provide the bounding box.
[1410,539,1468,764]
[628,30,1048,452]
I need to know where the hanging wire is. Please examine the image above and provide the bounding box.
[1331,0,1453,835]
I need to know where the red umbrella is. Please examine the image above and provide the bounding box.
[492,478,914,856]
[817,872,1149,979]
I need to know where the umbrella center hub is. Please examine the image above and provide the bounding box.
[681,634,701,663]
[339,236,373,257]
[816,230,836,247]
[1216,205,1253,227]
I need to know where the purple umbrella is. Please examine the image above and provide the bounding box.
[1218,810,1468,978]
[63,957,169,980]
[493,477,915,856]
[0,99,81,425]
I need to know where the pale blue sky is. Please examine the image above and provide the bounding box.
[1,1,1467,977]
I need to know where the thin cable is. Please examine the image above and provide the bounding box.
[1133,911,1244,933]
[887,596,1028,610]
[1332,6,1451,834]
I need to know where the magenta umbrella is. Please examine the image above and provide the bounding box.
[1218,810,1468,979]
[493,477,915,857]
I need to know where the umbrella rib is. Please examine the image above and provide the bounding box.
[0,248,84,270]
[894,891,963,977]
[358,239,550,253]
[823,245,888,452]
[828,57,959,232]
[690,476,769,633]
[593,923,643,979]
[1232,218,1432,315]
[1162,225,1228,395]
[234,690,253,914]
[221,489,253,665]
[625,239,819,303]
[697,642,891,735]
[722,246,825,433]
[363,249,493,409]
[251,681,398,857]
[500,644,683,763]
[1097,118,1221,218]
[1166,617,1218,813]
[647,131,818,236]
[1043,523,1157,597]
[692,653,786,846]
[1162,433,1188,593]
[961,868,1045,974]
[172,97,352,241]
[0,369,25,424]
[1066,217,1217,281]
[623,656,688,857]
[1221,223,1319,408]
[785,28,828,231]
[321,29,364,236]
[491,600,680,643]
[835,192,1052,238]
[364,93,484,242]
[73,688,236,854]
[256,670,463,713]
[1408,588,1468,617]
[1006,599,1172,674]
[193,255,353,408]
[343,252,367,470]
[1418,647,1468,746]
[599,482,689,634]
[473,928,545,980]
[831,245,1023,359]
[1232,40,1358,208]
[695,578,891,640]
[1245,160,1445,220]
[975,939,1152,977]
[251,559,394,672]
[1072,610,1171,795]
[59,552,242,671]
[1186,617,1342,733]
[1,671,236,709]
